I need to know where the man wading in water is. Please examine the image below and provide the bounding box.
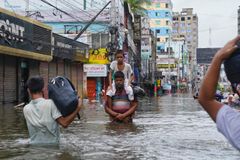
[105,71,137,123]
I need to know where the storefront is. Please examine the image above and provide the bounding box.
[52,33,89,98]
[81,48,109,101]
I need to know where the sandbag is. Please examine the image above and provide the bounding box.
[48,76,79,117]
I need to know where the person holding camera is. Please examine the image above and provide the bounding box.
[198,36,240,150]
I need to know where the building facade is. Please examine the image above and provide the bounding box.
[172,8,198,82]
[143,0,173,53]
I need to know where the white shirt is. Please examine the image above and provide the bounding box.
[216,105,240,150]
[110,61,133,80]
[106,79,134,101]
[23,98,62,144]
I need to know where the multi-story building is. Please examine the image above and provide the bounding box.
[172,8,198,81]
[238,6,240,34]
[143,0,172,53]
[143,0,174,81]
[141,16,156,81]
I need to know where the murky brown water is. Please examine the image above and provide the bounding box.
[1,94,240,160]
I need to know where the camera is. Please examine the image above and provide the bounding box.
[224,42,240,84]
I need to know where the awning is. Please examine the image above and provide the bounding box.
[0,45,52,62]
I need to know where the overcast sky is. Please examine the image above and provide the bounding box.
[171,0,239,48]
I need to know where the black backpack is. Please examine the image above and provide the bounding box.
[48,76,79,118]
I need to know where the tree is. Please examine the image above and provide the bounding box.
[124,0,151,15]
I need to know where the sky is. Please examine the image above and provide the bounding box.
[171,0,239,48]
[1,0,240,48]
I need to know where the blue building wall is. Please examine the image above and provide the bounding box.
[44,22,109,34]
[144,0,172,54]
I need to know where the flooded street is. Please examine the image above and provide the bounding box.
[1,94,240,160]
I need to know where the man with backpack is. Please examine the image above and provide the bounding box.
[23,75,81,144]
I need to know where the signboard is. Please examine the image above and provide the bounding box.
[157,64,176,68]
[83,64,107,77]
[88,48,110,64]
[53,33,74,60]
[0,8,52,61]
[196,48,220,64]
[156,58,175,64]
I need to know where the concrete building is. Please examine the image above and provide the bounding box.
[172,8,198,82]
[143,0,172,54]
[142,0,175,81]
[141,16,156,81]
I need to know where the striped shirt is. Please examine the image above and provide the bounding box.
[112,89,130,114]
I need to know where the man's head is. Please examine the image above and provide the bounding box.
[26,76,44,94]
[115,50,124,64]
[114,71,125,91]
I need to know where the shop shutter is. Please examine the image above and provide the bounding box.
[64,61,71,79]
[57,59,64,76]
[3,56,17,103]
[0,55,3,103]
[29,60,39,77]
[39,62,49,98]
[71,63,77,90]
[77,63,84,98]
[49,61,57,80]
[87,78,96,101]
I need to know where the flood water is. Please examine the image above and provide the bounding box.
[1,94,240,160]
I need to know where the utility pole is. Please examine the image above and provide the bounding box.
[182,41,185,79]
[111,0,116,26]
[168,33,171,81]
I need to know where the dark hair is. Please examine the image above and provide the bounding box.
[115,50,124,57]
[26,76,44,94]
[114,71,125,79]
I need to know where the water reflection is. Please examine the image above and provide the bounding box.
[1,94,240,160]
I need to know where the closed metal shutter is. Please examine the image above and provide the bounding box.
[77,63,84,98]
[4,56,17,103]
[29,60,39,76]
[87,78,96,101]
[57,59,64,76]
[48,61,57,80]
[39,62,49,98]
[71,63,77,91]
[0,55,3,103]
[64,61,71,79]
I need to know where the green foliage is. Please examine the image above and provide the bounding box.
[124,0,151,15]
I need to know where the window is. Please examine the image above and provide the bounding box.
[181,17,185,21]
[166,29,169,34]
[165,3,169,8]
[156,3,160,8]
[187,17,191,20]
[165,38,169,42]
[166,20,169,25]
[156,12,161,16]
[155,20,161,25]
[157,38,160,42]
[157,46,161,50]
[156,29,160,33]
[165,12,169,17]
